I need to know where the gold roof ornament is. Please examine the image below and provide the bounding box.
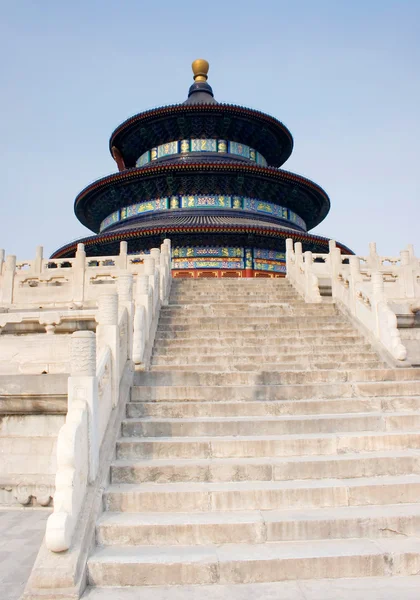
[192,59,209,83]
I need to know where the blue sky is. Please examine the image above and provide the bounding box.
[1,0,419,258]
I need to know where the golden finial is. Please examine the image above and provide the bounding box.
[192,59,209,83]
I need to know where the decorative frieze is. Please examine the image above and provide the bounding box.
[171,246,287,272]
[136,138,268,168]
[99,195,306,232]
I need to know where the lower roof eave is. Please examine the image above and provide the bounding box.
[51,224,353,259]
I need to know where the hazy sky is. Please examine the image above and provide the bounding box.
[1,0,419,259]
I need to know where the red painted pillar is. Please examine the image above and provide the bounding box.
[245,248,253,277]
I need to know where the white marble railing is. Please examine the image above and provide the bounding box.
[285,240,323,303]
[30,241,172,552]
[286,239,420,362]
[0,240,170,309]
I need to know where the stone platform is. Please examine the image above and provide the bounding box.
[0,509,50,600]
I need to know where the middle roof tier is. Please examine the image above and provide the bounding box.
[75,159,330,234]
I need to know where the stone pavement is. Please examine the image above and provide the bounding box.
[0,508,50,600]
[82,578,420,600]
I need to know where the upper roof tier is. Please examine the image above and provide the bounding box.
[109,60,294,170]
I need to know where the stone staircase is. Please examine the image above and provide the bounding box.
[84,279,420,599]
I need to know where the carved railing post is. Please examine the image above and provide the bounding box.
[117,272,133,307]
[304,251,322,303]
[294,242,304,295]
[150,248,161,312]
[133,274,151,364]
[69,330,98,481]
[372,271,407,361]
[96,292,119,406]
[367,242,380,270]
[327,240,336,271]
[400,249,415,298]
[329,244,342,299]
[160,240,172,305]
[349,256,361,313]
[144,256,159,318]
[150,248,160,263]
[294,242,303,265]
[119,241,128,270]
[117,272,134,360]
[407,244,415,262]
[285,238,294,279]
[73,243,86,303]
[34,245,43,274]
[163,237,172,278]
[0,255,16,304]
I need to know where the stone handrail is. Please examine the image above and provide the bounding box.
[286,239,418,362]
[45,330,95,552]
[43,240,172,552]
[285,239,323,303]
[0,241,164,308]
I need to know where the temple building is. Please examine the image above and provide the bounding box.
[52,59,352,277]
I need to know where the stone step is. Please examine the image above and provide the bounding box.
[153,342,370,354]
[151,351,380,365]
[159,314,343,324]
[160,319,352,332]
[155,326,361,339]
[110,451,420,484]
[157,319,353,332]
[163,299,334,306]
[149,361,383,372]
[169,290,296,295]
[170,280,293,285]
[116,431,420,460]
[170,281,293,286]
[168,293,296,297]
[126,397,419,419]
[96,503,420,546]
[169,293,298,297]
[170,288,294,293]
[87,537,420,586]
[152,341,375,354]
[153,335,369,350]
[168,294,299,300]
[168,295,301,302]
[162,304,336,311]
[132,380,420,402]
[158,322,348,333]
[168,286,301,293]
[167,292,301,299]
[156,328,357,338]
[80,576,420,600]
[121,413,420,438]
[171,279,292,282]
[160,305,338,316]
[158,314,349,322]
[103,474,420,512]
[168,302,306,314]
[134,368,420,387]
[152,347,374,359]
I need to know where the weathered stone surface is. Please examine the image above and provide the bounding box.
[85,279,420,595]
[82,577,420,599]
